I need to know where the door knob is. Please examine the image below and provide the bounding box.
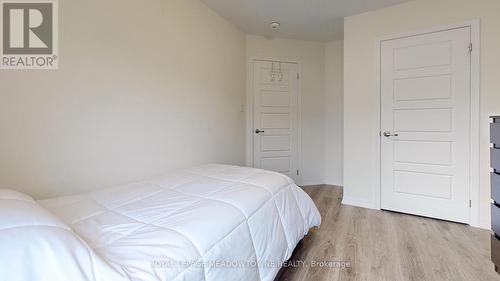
[255,129,265,134]
[383,131,399,137]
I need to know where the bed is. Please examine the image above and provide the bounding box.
[0,164,321,281]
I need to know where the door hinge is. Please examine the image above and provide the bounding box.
[297,73,300,80]
[469,200,472,208]
[296,170,300,176]
[468,43,473,53]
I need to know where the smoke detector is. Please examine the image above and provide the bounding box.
[269,21,281,31]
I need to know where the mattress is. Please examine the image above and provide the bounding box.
[2,164,321,281]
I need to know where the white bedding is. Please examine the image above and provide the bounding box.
[1,164,321,281]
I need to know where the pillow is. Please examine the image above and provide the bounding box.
[0,190,128,281]
[0,189,67,230]
[0,190,96,281]
[0,189,35,202]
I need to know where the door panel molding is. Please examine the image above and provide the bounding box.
[373,20,481,227]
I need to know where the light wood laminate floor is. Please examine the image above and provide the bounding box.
[276,185,499,281]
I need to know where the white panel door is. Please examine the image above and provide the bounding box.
[253,60,299,181]
[380,27,471,223]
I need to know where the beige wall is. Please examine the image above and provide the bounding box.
[343,0,500,228]
[0,0,246,199]
[325,40,344,186]
[245,35,327,185]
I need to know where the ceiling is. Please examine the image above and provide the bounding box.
[200,0,411,42]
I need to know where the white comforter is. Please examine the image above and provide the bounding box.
[1,164,321,281]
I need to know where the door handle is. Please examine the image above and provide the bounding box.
[383,131,399,137]
[255,129,265,134]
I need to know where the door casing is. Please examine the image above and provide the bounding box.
[246,58,302,184]
[375,20,481,227]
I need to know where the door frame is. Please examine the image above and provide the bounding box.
[374,20,481,227]
[246,58,303,184]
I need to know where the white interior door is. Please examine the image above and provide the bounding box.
[380,27,471,223]
[253,60,299,181]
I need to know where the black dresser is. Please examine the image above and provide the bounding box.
[491,115,500,273]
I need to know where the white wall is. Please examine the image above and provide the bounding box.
[245,35,327,185]
[0,0,246,199]
[343,0,500,228]
[324,40,344,186]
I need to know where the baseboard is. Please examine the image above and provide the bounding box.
[299,181,326,187]
[471,220,491,230]
[299,179,343,187]
[300,183,340,188]
[341,196,378,210]
[323,180,343,186]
